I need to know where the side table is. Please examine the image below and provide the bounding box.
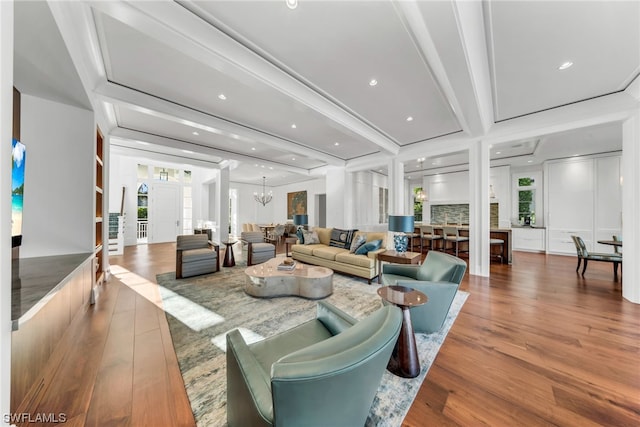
[377,250,421,284]
[222,240,237,267]
[377,285,427,378]
[284,236,298,257]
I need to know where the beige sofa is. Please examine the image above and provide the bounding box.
[291,228,387,284]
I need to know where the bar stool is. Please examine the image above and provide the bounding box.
[443,226,469,257]
[420,225,443,252]
[490,238,504,263]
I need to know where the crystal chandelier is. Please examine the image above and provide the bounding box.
[254,176,273,206]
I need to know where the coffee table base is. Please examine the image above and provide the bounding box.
[244,259,333,299]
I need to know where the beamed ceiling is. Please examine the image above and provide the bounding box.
[14,1,640,186]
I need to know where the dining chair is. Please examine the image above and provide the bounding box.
[442,226,469,257]
[612,235,622,254]
[571,235,622,280]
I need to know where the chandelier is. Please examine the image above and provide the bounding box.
[254,176,273,206]
[415,189,427,201]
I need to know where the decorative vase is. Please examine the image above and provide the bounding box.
[393,234,409,254]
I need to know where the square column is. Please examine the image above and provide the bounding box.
[622,112,640,303]
[468,140,491,277]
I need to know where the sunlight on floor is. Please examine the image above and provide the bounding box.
[110,264,225,332]
[211,327,265,353]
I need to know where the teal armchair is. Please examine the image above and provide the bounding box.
[381,251,466,333]
[226,301,402,427]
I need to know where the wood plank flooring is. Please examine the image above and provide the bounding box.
[29,242,640,426]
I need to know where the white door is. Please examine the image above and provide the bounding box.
[149,183,181,243]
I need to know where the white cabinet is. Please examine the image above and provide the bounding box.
[513,228,545,252]
[545,155,621,255]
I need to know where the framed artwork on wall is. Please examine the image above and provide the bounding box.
[287,191,307,219]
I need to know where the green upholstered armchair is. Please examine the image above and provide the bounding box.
[381,251,466,334]
[226,301,402,427]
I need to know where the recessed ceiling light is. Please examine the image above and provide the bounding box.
[527,160,533,163]
[269,166,273,170]
[558,61,573,70]
[218,94,227,100]
[291,124,297,129]
[369,79,378,87]
[292,157,296,160]
[251,147,256,151]
[496,151,501,155]
[285,0,298,9]
[192,131,199,136]
[334,142,340,146]
[406,116,413,122]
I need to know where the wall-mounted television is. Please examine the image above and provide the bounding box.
[12,138,26,247]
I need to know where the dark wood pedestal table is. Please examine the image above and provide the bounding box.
[377,285,428,378]
[222,240,237,267]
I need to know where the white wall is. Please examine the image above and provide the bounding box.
[1,1,14,420]
[20,94,94,258]
[352,171,388,230]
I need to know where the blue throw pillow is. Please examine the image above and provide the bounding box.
[355,239,382,255]
[296,228,304,244]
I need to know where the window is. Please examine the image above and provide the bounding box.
[413,187,424,222]
[516,176,536,224]
[378,187,388,223]
[137,182,149,242]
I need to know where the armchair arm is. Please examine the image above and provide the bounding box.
[382,264,420,279]
[226,329,274,426]
[316,301,357,335]
[208,241,220,272]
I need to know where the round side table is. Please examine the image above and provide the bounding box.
[222,240,237,267]
[377,285,427,378]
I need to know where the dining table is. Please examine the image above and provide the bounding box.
[597,240,622,248]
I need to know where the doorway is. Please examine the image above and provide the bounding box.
[149,183,181,243]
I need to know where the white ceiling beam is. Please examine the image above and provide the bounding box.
[394,0,492,137]
[89,0,400,156]
[94,81,345,167]
[111,128,312,177]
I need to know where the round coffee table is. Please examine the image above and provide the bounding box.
[244,258,333,299]
[377,285,428,378]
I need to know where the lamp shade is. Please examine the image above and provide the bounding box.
[293,214,308,226]
[388,215,414,233]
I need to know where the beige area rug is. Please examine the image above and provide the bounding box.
[156,260,468,426]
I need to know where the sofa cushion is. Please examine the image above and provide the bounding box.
[296,228,305,244]
[302,230,320,245]
[335,252,375,268]
[292,244,315,256]
[313,228,333,245]
[313,246,348,261]
[355,239,382,255]
[329,228,358,249]
[349,234,367,253]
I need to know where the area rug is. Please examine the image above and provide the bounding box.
[156,261,468,426]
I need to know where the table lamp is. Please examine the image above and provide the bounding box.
[388,215,415,254]
[293,214,308,230]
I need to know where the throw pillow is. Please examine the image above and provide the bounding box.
[296,228,304,244]
[355,239,382,255]
[329,228,358,248]
[302,230,320,245]
[349,234,367,253]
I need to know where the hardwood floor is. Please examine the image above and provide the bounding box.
[31,242,640,426]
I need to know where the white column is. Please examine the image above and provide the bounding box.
[217,168,230,242]
[468,140,490,276]
[0,0,13,418]
[622,112,640,303]
[388,158,405,215]
[325,166,346,228]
